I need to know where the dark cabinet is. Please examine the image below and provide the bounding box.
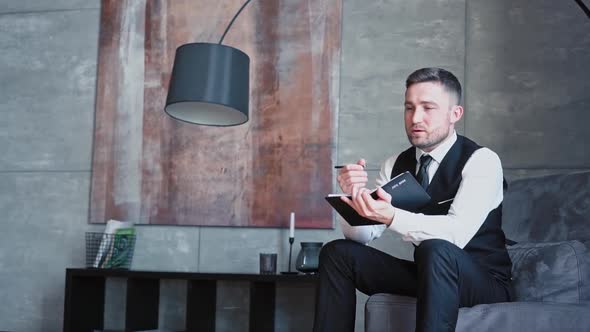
[63,268,317,332]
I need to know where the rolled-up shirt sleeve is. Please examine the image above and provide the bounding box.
[388,148,504,249]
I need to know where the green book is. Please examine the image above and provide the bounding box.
[102,227,136,269]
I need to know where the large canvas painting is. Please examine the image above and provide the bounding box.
[90,0,341,228]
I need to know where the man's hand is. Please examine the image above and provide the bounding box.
[341,187,395,226]
[337,159,368,194]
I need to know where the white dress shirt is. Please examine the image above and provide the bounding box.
[340,131,504,249]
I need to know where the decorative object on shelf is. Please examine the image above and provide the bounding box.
[295,242,323,274]
[281,212,298,275]
[86,222,136,269]
[259,253,278,274]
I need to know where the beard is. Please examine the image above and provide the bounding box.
[407,125,451,151]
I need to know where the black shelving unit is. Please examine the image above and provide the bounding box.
[63,268,318,332]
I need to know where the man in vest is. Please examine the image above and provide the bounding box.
[313,68,513,332]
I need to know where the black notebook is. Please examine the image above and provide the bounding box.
[325,171,431,226]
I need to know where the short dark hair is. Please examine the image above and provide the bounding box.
[405,68,462,104]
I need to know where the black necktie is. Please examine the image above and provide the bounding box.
[416,155,433,190]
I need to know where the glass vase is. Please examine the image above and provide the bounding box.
[295,242,323,274]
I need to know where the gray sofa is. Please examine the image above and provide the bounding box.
[365,171,590,331]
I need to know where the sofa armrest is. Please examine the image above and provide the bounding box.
[508,240,590,302]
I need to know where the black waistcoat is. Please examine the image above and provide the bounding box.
[391,135,512,281]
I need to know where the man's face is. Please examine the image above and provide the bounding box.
[404,82,462,152]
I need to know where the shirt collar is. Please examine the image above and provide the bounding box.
[415,131,457,164]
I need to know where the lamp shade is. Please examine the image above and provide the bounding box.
[165,43,250,126]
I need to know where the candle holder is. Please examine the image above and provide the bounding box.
[281,237,298,275]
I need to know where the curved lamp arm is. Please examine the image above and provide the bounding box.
[573,0,590,18]
[219,0,253,44]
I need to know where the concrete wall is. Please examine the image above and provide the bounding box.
[0,0,588,331]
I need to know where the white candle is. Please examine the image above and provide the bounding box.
[289,212,295,238]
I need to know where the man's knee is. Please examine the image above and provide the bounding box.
[320,239,354,259]
[414,239,459,265]
[319,239,361,266]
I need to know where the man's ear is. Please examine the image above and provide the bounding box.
[450,105,464,124]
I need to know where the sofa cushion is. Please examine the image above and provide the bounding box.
[365,294,417,332]
[456,301,590,332]
[507,240,589,302]
[365,294,590,332]
[502,171,590,243]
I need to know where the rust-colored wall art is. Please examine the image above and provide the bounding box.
[90,0,341,228]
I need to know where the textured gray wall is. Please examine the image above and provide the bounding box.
[0,1,100,331]
[465,0,590,181]
[0,0,588,331]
